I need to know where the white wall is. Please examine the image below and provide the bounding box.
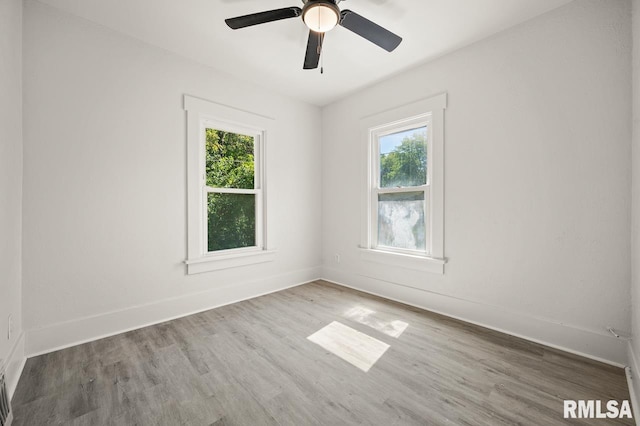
[22,0,322,355]
[322,0,632,365]
[0,0,25,397]
[629,0,640,411]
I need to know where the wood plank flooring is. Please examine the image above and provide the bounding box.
[11,280,633,425]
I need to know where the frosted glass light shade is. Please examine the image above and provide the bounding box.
[303,2,339,32]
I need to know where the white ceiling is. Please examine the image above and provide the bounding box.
[36,0,573,106]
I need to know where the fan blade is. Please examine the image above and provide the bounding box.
[303,30,324,70]
[339,10,402,52]
[225,7,302,29]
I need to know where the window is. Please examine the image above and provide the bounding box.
[360,94,447,274]
[205,126,261,252]
[184,96,275,274]
[374,122,429,253]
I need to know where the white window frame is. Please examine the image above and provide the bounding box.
[184,95,275,274]
[360,93,447,274]
[202,120,264,254]
[371,116,431,256]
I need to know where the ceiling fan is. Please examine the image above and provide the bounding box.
[225,0,402,70]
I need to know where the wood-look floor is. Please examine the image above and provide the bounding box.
[12,281,633,425]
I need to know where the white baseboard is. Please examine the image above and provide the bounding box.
[322,267,628,367]
[4,331,26,402]
[26,266,322,357]
[627,343,640,425]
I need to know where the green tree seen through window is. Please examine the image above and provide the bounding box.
[379,129,427,188]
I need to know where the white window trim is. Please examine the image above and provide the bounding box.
[184,95,276,274]
[360,93,447,274]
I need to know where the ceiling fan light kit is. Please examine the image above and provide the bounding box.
[225,0,402,70]
[302,0,340,32]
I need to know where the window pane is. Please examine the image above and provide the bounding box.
[379,126,427,188]
[378,192,425,251]
[205,128,255,189]
[208,193,256,252]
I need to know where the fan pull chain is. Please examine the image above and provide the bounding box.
[319,32,324,74]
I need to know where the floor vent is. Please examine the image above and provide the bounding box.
[0,361,12,426]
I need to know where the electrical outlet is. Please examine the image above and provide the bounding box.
[7,315,12,341]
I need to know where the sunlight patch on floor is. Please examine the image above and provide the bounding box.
[307,321,390,372]
[344,305,409,338]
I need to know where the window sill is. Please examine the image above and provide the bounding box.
[185,249,276,275]
[359,248,446,274]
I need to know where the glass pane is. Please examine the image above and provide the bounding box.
[379,126,427,188]
[208,193,256,252]
[205,128,255,189]
[378,192,426,251]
